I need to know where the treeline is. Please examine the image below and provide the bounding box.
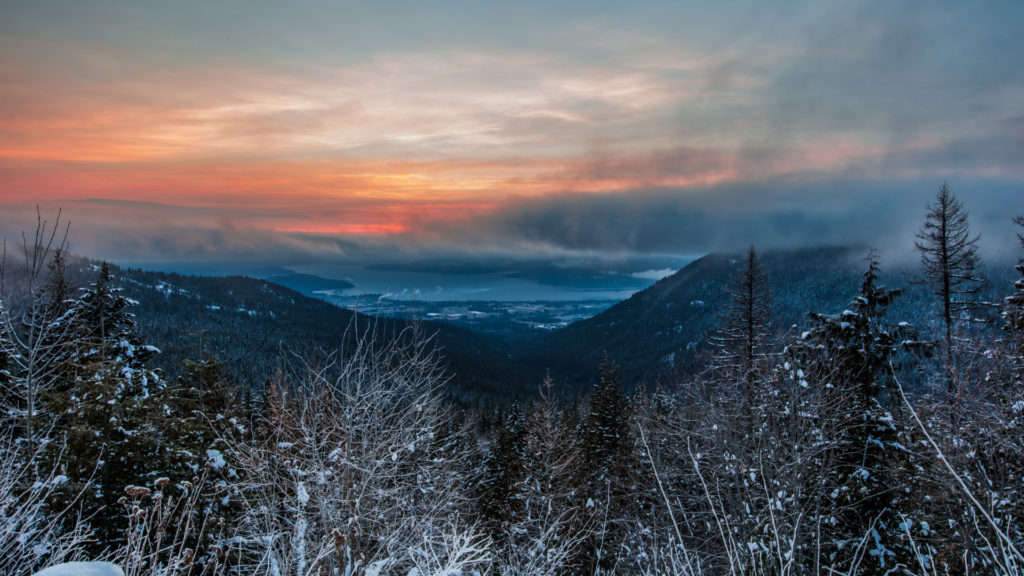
[2,189,1024,575]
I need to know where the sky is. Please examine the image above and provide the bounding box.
[1,0,1022,278]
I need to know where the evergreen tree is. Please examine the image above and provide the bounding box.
[73,262,156,370]
[915,183,985,402]
[581,358,631,472]
[575,358,639,574]
[789,256,930,573]
[1004,214,1024,338]
[161,358,249,562]
[43,249,73,323]
[477,405,527,541]
[42,263,165,551]
[54,361,165,550]
[36,250,82,417]
[711,245,772,406]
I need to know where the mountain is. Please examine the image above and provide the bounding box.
[525,245,1013,392]
[66,245,1015,402]
[107,266,540,403]
[264,272,354,296]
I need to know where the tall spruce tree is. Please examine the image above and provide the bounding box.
[1005,215,1024,336]
[73,262,156,370]
[789,256,930,572]
[43,262,165,551]
[575,358,638,573]
[581,358,631,472]
[915,183,985,401]
[477,405,527,542]
[711,245,772,404]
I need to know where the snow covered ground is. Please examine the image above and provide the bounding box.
[32,562,124,576]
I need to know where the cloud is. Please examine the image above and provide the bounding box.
[2,0,1023,273]
[2,175,1020,276]
[434,178,1024,259]
[631,268,675,281]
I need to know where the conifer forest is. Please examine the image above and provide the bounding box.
[2,188,1024,576]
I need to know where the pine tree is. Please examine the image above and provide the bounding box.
[789,256,930,572]
[581,358,631,472]
[575,358,638,573]
[915,183,985,402]
[159,358,248,561]
[41,262,166,551]
[73,262,156,370]
[55,361,165,550]
[477,405,527,541]
[1004,215,1024,337]
[711,245,772,406]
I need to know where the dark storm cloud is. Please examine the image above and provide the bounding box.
[440,179,1024,259]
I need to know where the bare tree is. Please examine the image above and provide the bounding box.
[0,434,93,576]
[0,209,74,453]
[915,183,985,402]
[228,321,490,576]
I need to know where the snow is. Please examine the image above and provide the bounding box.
[364,559,389,576]
[32,563,124,576]
[207,448,226,469]
[296,481,310,506]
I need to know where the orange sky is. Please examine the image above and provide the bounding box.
[1,1,1021,262]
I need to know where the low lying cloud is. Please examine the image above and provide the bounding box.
[4,177,1018,275]
[433,178,1024,261]
[630,268,676,281]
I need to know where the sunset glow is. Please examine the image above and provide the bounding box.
[1,1,1021,263]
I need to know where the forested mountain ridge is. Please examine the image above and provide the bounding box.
[96,244,1018,399]
[104,264,541,402]
[529,245,1015,390]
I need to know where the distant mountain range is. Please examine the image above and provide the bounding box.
[90,245,1017,402]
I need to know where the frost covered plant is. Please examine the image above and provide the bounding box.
[116,471,227,576]
[228,322,490,576]
[0,435,92,576]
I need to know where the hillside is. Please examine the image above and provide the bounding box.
[106,266,540,403]
[527,245,1013,391]
[57,245,1016,402]
[264,272,355,297]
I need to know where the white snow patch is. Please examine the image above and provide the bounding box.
[32,562,124,576]
[207,448,226,470]
[364,559,389,576]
